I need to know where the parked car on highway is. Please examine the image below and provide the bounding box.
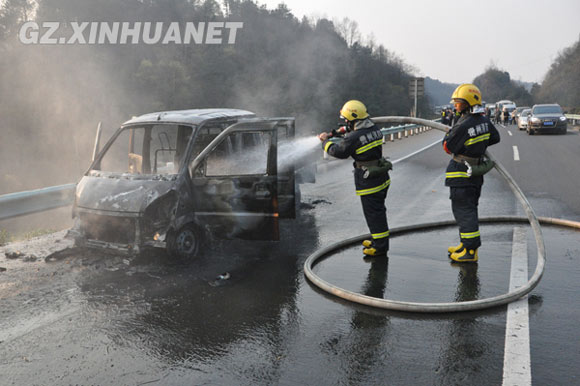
[70,109,315,258]
[527,104,567,135]
[517,108,531,130]
[513,106,530,125]
[487,105,496,120]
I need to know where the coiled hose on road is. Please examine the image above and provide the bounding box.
[304,116,580,313]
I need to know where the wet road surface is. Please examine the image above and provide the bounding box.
[1,126,580,385]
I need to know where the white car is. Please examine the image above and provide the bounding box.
[518,108,531,130]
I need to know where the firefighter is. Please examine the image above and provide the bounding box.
[494,106,500,124]
[451,108,461,126]
[443,84,500,262]
[441,108,448,125]
[318,100,391,258]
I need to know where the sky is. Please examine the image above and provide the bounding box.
[258,0,580,84]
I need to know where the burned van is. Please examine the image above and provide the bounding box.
[70,109,311,258]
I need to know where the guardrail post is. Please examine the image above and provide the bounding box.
[390,133,394,142]
[404,130,408,138]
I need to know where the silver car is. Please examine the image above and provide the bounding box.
[517,108,531,130]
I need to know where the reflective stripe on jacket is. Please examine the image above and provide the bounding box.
[442,113,500,187]
[322,118,390,195]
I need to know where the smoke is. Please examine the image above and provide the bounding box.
[0,42,132,194]
[278,136,320,172]
[222,14,351,137]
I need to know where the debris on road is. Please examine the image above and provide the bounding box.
[217,272,231,280]
[22,255,37,262]
[209,272,231,287]
[5,251,23,259]
[45,248,79,262]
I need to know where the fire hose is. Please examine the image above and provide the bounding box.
[304,116,580,313]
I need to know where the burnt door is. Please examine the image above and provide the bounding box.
[274,118,297,219]
[188,121,280,240]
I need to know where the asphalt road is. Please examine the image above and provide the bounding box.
[1,123,579,385]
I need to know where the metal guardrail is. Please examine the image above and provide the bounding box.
[323,118,443,159]
[380,121,436,141]
[565,114,580,124]
[0,183,76,221]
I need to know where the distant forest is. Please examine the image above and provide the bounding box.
[0,0,429,193]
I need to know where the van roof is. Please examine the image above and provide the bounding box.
[122,108,256,126]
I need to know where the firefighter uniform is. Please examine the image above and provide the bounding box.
[443,112,500,256]
[451,109,461,126]
[322,117,390,255]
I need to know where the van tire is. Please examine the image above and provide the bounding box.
[167,224,201,259]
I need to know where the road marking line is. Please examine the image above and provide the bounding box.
[325,137,441,167]
[513,146,520,161]
[392,138,441,165]
[508,130,513,136]
[502,227,531,386]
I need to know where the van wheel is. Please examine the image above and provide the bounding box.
[527,129,534,135]
[167,224,201,259]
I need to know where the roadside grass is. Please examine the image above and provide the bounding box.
[0,228,57,245]
[0,229,10,246]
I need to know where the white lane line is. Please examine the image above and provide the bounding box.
[513,146,520,161]
[392,138,441,165]
[507,130,513,136]
[325,136,441,167]
[502,227,531,386]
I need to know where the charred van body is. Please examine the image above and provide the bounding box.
[70,109,313,258]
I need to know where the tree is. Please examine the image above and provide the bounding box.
[0,0,35,40]
[473,65,532,106]
[535,35,580,111]
[334,17,360,47]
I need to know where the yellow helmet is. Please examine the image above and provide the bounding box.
[340,100,369,121]
[450,84,482,107]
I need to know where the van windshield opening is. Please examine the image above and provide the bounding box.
[94,124,193,175]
